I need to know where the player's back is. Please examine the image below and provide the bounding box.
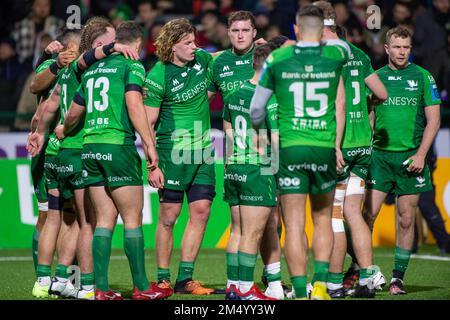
[225,81,277,165]
[341,42,374,149]
[80,54,146,146]
[262,43,346,149]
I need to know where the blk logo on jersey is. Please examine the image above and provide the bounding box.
[388,76,402,80]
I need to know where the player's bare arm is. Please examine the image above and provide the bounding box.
[365,73,388,106]
[126,91,158,163]
[143,105,164,189]
[335,76,346,171]
[407,105,440,173]
[223,120,233,166]
[27,85,61,156]
[63,100,85,138]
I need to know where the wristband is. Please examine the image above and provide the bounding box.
[102,42,116,56]
[83,48,98,66]
[49,61,60,75]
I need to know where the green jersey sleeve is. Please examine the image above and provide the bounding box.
[35,59,55,74]
[125,61,146,89]
[207,55,218,93]
[266,95,278,130]
[143,62,166,108]
[196,48,213,65]
[422,70,442,106]
[259,54,274,90]
[362,54,374,79]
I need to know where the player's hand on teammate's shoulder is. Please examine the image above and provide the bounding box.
[45,40,64,55]
[406,153,425,173]
[113,43,140,60]
[54,125,65,140]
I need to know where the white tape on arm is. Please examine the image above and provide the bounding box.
[38,201,48,212]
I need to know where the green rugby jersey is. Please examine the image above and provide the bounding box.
[35,59,60,156]
[374,63,441,151]
[342,42,374,148]
[223,81,277,165]
[259,42,347,149]
[76,54,146,145]
[207,47,254,103]
[59,61,84,149]
[144,49,213,150]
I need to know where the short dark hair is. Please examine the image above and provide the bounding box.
[228,10,256,29]
[296,4,324,22]
[253,44,273,71]
[335,25,347,40]
[267,35,289,50]
[116,21,144,44]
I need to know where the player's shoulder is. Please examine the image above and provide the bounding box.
[410,63,433,80]
[374,64,390,76]
[322,41,349,61]
[35,58,56,73]
[195,48,213,62]
[324,39,352,59]
[147,60,166,77]
[348,42,369,60]
[268,45,294,64]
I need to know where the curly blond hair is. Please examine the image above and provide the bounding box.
[155,18,196,63]
[79,16,113,53]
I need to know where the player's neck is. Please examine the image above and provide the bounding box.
[172,56,188,68]
[322,28,339,41]
[388,59,410,71]
[232,44,253,56]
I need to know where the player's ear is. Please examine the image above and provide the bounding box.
[293,24,300,40]
[384,44,389,55]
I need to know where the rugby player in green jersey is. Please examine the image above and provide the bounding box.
[251,5,347,300]
[208,11,285,299]
[29,17,135,300]
[144,18,220,295]
[27,30,81,299]
[60,21,167,301]
[223,44,278,300]
[28,39,65,278]
[313,1,388,298]
[364,27,441,295]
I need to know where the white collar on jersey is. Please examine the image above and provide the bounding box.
[296,41,320,47]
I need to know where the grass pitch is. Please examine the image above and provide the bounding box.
[0,245,449,300]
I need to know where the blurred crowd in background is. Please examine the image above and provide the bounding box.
[0,0,448,131]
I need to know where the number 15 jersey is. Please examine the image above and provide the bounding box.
[259,43,347,149]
